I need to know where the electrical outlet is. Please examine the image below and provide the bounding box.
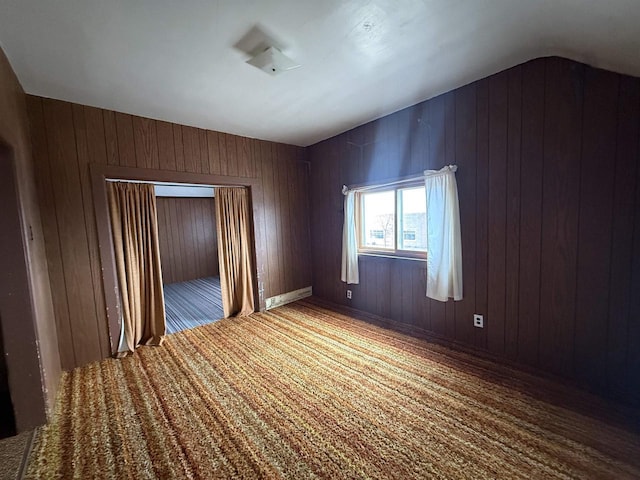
[346,290,352,299]
[473,314,484,328]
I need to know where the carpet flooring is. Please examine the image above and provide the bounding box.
[164,276,224,334]
[0,430,35,480]
[25,300,640,479]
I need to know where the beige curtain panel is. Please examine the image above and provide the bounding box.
[107,182,166,353]
[215,187,255,317]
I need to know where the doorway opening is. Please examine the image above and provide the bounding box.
[92,164,262,356]
[154,184,223,334]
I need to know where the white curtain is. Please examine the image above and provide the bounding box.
[425,165,463,301]
[341,186,359,284]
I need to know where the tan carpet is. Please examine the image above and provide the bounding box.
[26,301,640,479]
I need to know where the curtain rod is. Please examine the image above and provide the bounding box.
[105,179,244,188]
[343,174,424,194]
[342,165,457,194]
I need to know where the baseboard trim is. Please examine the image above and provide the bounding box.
[266,286,312,310]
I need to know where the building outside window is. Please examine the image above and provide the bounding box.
[358,184,426,258]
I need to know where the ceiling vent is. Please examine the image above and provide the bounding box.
[246,46,300,76]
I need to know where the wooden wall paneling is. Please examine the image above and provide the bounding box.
[272,146,286,292]
[325,142,338,302]
[297,158,312,287]
[419,264,430,330]
[487,71,509,356]
[316,142,333,301]
[389,260,403,323]
[217,133,229,176]
[199,129,209,175]
[157,200,168,281]
[156,197,218,284]
[407,103,429,175]
[30,94,309,367]
[183,198,198,279]
[454,84,477,346]
[504,66,523,359]
[199,198,215,277]
[406,263,422,329]
[157,201,171,283]
[395,108,414,177]
[193,199,205,278]
[169,198,185,283]
[399,262,412,325]
[190,199,203,277]
[246,138,256,179]
[84,106,108,165]
[225,134,238,177]
[343,132,359,186]
[103,110,119,166]
[156,121,176,171]
[607,76,640,398]
[207,131,221,175]
[182,198,196,279]
[260,140,280,298]
[376,257,391,319]
[359,258,373,314]
[538,58,583,377]
[517,61,545,366]
[287,157,302,289]
[207,199,219,275]
[164,200,178,283]
[133,117,159,170]
[271,141,287,296]
[84,106,112,354]
[309,143,324,298]
[26,97,75,370]
[573,68,619,389]
[252,140,268,299]
[192,199,203,278]
[277,147,293,292]
[42,99,102,366]
[71,104,109,358]
[307,56,639,406]
[114,113,136,168]
[426,94,446,336]
[172,124,185,172]
[330,139,346,302]
[236,135,249,178]
[474,78,490,350]
[181,126,201,174]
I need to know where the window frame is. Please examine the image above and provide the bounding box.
[355,180,427,260]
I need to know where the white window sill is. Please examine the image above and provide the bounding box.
[358,252,427,262]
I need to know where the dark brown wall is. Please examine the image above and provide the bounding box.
[157,197,218,284]
[309,57,640,407]
[0,48,61,429]
[26,96,312,371]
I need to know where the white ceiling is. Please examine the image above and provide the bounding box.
[1,0,640,147]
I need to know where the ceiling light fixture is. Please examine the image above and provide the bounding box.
[246,46,300,76]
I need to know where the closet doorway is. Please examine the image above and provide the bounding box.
[92,164,263,356]
[154,184,223,334]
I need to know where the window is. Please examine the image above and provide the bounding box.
[357,184,427,258]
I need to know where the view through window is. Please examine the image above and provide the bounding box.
[359,185,426,257]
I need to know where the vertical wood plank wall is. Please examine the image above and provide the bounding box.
[26,96,311,370]
[156,197,218,284]
[308,57,640,407]
[0,49,60,424]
